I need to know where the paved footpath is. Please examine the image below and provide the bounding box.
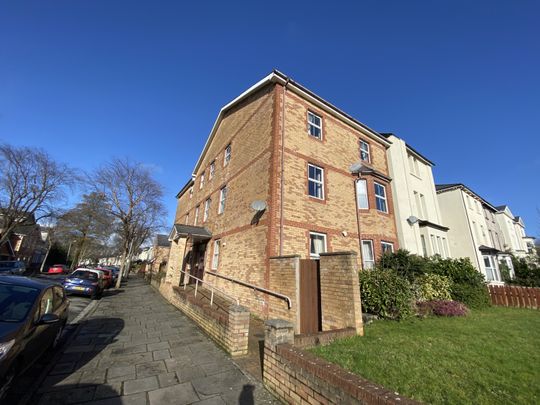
[31,277,279,405]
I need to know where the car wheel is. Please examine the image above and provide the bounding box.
[0,362,18,400]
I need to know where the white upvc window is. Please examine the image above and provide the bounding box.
[218,185,227,214]
[212,239,221,270]
[359,140,370,162]
[442,237,449,257]
[199,171,205,189]
[420,235,428,257]
[361,240,375,269]
[420,194,428,219]
[431,234,437,254]
[355,179,369,209]
[203,199,211,222]
[381,241,394,253]
[308,164,324,200]
[309,232,327,258]
[189,186,193,199]
[307,111,322,140]
[224,144,231,166]
[194,205,199,225]
[374,182,388,213]
[185,213,189,225]
[483,255,500,282]
[209,160,215,180]
[414,191,422,218]
[437,236,444,258]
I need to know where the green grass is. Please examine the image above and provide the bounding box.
[310,307,540,405]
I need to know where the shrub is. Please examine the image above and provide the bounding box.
[416,300,469,317]
[450,282,490,309]
[509,256,540,287]
[413,273,452,301]
[359,269,414,320]
[378,249,427,282]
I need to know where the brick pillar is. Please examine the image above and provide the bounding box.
[319,252,364,335]
[264,319,294,349]
[263,319,294,398]
[228,304,250,356]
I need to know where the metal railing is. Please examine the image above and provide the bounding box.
[206,271,292,309]
[178,269,239,307]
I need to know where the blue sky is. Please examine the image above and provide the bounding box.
[1,1,539,236]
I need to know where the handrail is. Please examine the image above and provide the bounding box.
[206,271,292,309]
[178,269,239,307]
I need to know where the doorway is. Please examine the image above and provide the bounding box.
[190,242,207,283]
[299,259,322,334]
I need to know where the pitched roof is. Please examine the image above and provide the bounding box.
[435,183,498,211]
[380,133,436,166]
[155,234,171,248]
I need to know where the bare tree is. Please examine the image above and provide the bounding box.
[93,158,165,288]
[0,144,75,246]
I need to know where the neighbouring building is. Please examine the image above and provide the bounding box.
[383,133,450,258]
[436,184,511,284]
[494,206,530,258]
[163,70,399,333]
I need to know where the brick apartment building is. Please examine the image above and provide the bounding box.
[165,70,399,321]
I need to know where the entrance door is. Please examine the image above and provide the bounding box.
[190,243,207,283]
[299,259,321,334]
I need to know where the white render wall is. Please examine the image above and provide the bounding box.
[386,135,450,257]
[495,209,527,256]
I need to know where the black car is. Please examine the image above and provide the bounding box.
[0,277,69,399]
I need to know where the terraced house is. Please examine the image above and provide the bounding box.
[163,70,399,326]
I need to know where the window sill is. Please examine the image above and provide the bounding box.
[308,196,326,204]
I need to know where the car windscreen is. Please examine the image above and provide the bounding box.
[0,284,40,322]
[70,271,98,281]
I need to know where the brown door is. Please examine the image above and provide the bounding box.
[299,259,321,334]
[190,243,207,283]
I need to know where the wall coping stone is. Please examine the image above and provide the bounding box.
[319,251,357,257]
[269,254,301,259]
[265,319,294,329]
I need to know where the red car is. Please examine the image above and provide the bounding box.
[97,268,113,288]
[47,264,68,274]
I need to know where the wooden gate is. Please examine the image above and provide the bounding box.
[299,259,321,334]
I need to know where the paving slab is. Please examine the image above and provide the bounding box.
[148,382,199,405]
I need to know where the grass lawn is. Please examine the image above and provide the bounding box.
[310,307,540,405]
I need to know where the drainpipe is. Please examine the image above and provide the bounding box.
[279,79,289,256]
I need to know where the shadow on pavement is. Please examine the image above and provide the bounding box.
[239,384,255,404]
[19,316,125,405]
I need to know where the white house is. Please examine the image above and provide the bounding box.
[436,184,505,284]
[494,206,530,258]
[383,134,450,257]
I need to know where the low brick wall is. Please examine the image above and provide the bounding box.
[294,328,356,350]
[163,285,250,356]
[263,320,420,405]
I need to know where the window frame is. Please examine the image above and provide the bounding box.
[361,240,375,269]
[374,182,388,213]
[199,171,205,190]
[355,179,369,209]
[307,163,325,200]
[359,140,371,163]
[224,144,231,166]
[209,160,215,180]
[185,213,189,225]
[194,205,199,225]
[211,239,221,270]
[203,199,211,222]
[218,185,227,214]
[381,241,394,254]
[309,232,327,258]
[307,111,322,140]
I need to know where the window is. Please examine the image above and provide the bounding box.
[218,186,227,214]
[359,140,370,162]
[307,111,322,139]
[40,289,54,316]
[420,235,428,257]
[483,255,499,282]
[409,154,420,176]
[473,221,480,241]
[308,164,324,199]
[414,191,422,218]
[355,179,369,209]
[209,160,215,180]
[442,237,449,258]
[420,194,428,220]
[437,236,443,258]
[53,287,65,311]
[203,199,211,222]
[309,232,327,258]
[374,182,387,213]
[189,186,193,199]
[361,240,375,269]
[194,205,199,225]
[431,234,437,254]
[381,242,394,253]
[185,213,189,225]
[224,144,231,166]
[199,171,205,189]
[212,239,221,270]
[480,225,486,244]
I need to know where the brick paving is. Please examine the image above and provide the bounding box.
[31,277,279,405]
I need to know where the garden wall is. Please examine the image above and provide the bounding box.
[263,319,420,405]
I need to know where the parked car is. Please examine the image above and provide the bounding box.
[47,264,68,275]
[63,269,104,299]
[97,268,113,288]
[0,262,26,276]
[0,276,69,399]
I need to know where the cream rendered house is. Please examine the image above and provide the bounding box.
[383,134,450,257]
[436,184,504,284]
[494,206,529,258]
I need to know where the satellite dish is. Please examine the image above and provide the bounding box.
[251,200,267,212]
[349,162,363,174]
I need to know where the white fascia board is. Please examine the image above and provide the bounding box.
[191,72,281,175]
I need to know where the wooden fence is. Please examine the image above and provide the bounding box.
[487,285,540,309]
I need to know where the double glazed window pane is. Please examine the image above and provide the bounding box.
[374,183,387,212]
[362,241,375,269]
[310,233,326,257]
[356,179,368,209]
[308,164,324,199]
[308,112,322,139]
